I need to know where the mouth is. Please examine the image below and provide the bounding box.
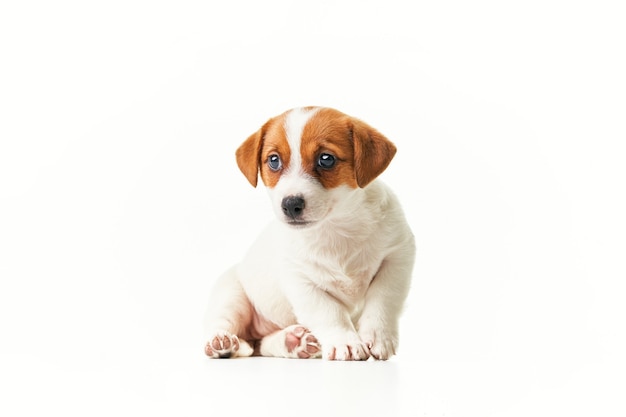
[285,220,314,228]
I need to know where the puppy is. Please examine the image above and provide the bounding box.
[204,107,415,360]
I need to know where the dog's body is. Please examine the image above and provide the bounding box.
[204,107,415,360]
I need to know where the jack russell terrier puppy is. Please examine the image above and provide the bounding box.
[204,106,415,360]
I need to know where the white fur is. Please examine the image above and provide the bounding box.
[204,109,415,361]
[269,108,326,223]
[283,106,318,172]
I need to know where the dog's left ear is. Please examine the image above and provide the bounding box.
[236,122,268,187]
[236,130,262,187]
[351,119,397,188]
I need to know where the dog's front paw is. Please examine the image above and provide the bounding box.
[323,338,370,361]
[359,329,398,360]
[205,332,248,358]
[366,339,396,360]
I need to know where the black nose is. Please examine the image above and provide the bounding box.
[281,196,305,219]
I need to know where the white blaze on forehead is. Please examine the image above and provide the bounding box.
[283,107,319,173]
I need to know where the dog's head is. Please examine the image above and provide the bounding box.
[235,107,396,228]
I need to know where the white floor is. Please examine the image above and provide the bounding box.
[1,1,625,416]
[1,341,622,416]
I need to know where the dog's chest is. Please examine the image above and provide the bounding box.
[290,233,385,304]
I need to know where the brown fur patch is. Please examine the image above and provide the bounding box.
[351,117,396,187]
[300,108,359,189]
[258,112,291,188]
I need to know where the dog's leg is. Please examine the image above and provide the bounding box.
[285,282,371,361]
[203,266,254,358]
[357,241,415,360]
[258,325,321,359]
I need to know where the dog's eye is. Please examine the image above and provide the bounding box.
[268,154,282,171]
[317,153,335,169]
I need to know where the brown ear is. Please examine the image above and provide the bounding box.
[235,128,264,187]
[351,119,397,187]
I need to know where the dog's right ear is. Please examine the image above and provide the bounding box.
[236,125,266,187]
[351,118,397,188]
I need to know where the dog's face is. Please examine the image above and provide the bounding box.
[236,107,396,228]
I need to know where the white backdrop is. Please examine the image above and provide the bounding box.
[1,1,624,416]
